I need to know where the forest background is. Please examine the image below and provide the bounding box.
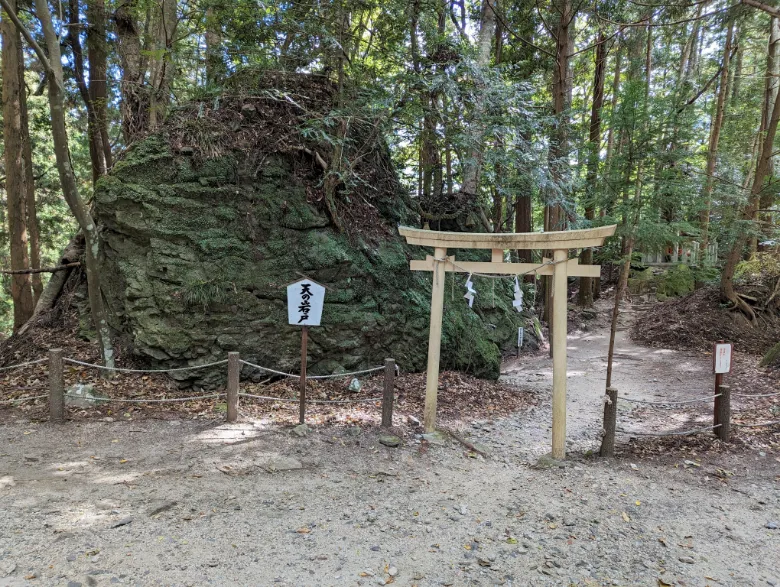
[1,0,778,356]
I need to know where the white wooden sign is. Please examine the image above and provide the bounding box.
[287,279,325,326]
[713,342,732,374]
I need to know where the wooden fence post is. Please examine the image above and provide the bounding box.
[49,348,64,423]
[599,387,618,457]
[716,384,731,441]
[227,352,239,423]
[382,358,396,428]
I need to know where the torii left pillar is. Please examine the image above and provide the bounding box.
[423,247,447,429]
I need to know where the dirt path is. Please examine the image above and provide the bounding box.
[1,302,778,587]
[498,299,721,460]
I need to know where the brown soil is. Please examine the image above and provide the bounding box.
[1,357,537,436]
[630,286,780,356]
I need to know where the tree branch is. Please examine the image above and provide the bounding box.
[487,1,556,58]
[741,0,780,18]
[0,0,55,79]
[1,262,81,275]
[677,46,738,113]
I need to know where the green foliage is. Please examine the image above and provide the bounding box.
[181,276,232,310]
[735,253,780,284]
[4,0,780,358]
[656,265,695,298]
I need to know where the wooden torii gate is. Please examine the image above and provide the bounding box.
[399,224,617,459]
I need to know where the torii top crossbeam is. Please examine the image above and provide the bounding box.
[399,225,617,250]
[399,224,617,460]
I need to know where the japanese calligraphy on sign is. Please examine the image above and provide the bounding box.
[713,342,733,374]
[287,279,325,326]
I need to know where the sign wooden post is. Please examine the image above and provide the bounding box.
[713,341,732,433]
[287,278,326,425]
[399,225,617,459]
[299,326,308,424]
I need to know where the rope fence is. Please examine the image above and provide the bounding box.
[239,359,385,380]
[601,381,780,457]
[618,394,721,406]
[616,424,721,437]
[733,420,780,428]
[63,393,225,403]
[238,392,382,404]
[0,395,48,405]
[731,391,780,398]
[1,350,399,428]
[0,358,47,371]
[2,349,773,441]
[63,357,229,373]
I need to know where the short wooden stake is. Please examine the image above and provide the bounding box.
[299,325,308,424]
[716,384,731,442]
[49,348,64,423]
[381,358,396,428]
[227,352,239,423]
[599,387,618,457]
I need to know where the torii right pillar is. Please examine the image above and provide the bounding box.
[551,248,568,459]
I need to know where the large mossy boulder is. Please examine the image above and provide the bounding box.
[94,72,524,385]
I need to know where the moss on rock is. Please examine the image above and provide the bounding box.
[95,76,526,385]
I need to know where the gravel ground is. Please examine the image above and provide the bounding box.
[0,418,778,587]
[1,301,778,587]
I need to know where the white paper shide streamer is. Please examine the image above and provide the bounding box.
[464,274,476,308]
[513,276,524,312]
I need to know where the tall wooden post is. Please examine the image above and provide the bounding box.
[227,352,239,423]
[424,247,447,432]
[551,249,569,459]
[49,348,64,423]
[299,326,308,424]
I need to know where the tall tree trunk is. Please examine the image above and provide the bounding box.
[88,0,113,169]
[758,16,780,247]
[515,186,533,267]
[19,60,42,303]
[544,0,574,328]
[2,0,115,366]
[1,0,34,330]
[491,20,504,231]
[114,0,178,143]
[578,31,606,307]
[730,25,742,108]
[607,21,651,392]
[412,0,440,208]
[597,44,621,300]
[604,45,621,172]
[460,0,497,203]
[720,45,780,324]
[68,0,107,184]
[205,5,225,84]
[700,20,734,252]
[678,3,704,84]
